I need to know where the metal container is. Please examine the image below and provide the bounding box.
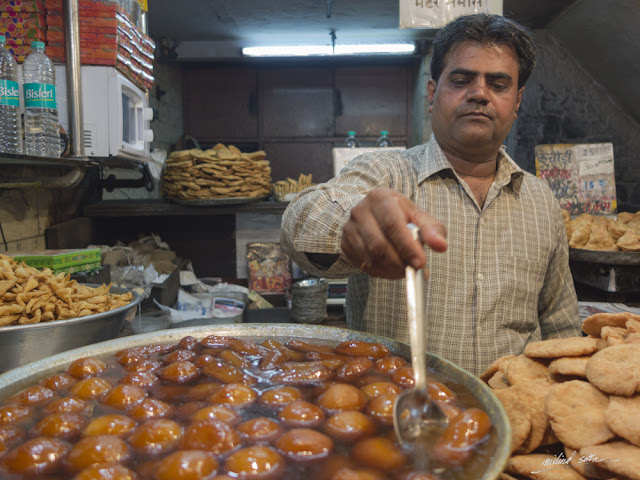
[0,286,140,373]
[0,323,510,479]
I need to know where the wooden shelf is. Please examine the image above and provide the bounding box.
[83,199,289,217]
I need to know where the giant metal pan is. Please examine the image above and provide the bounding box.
[0,323,511,479]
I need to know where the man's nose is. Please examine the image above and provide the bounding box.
[466,79,490,104]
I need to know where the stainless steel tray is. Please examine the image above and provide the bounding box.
[169,195,268,206]
[569,247,640,265]
[0,323,510,480]
[0,285,141,373]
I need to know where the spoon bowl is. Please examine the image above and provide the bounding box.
[393,224,449,469]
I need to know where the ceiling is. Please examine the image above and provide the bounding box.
[147,0,577,61]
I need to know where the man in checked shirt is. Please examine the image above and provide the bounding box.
[281,13,582,376]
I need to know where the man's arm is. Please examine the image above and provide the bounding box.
[538,205,582,339]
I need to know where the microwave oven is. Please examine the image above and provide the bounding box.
[16,65,154,159]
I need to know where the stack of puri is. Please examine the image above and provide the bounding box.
[481,311,640,480]
[161,143,272,201]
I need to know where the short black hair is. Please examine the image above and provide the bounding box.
[430,14,536,89]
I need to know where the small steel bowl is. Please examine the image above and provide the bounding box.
[0,285,140,373]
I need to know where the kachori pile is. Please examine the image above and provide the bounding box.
[481,311,640,480]
[161,143,272,201]
[0,254,132,327]
[563,211,640,252]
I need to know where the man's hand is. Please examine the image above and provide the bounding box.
[341,187,447,279]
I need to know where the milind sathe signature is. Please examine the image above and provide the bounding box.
[531,450,619,474]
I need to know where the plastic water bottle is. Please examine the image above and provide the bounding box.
[23,41,60,157]
[0,36,22,154]
[375,130,392,148]
[344,131,360,148]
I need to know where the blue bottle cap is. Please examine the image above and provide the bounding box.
[380,130,389,136]
[31,41,45,49]
[0,36,5,46]
[348,131,356,136]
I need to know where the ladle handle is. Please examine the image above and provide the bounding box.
[406,223,428,397]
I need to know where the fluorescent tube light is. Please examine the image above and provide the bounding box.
[242,43,415,57]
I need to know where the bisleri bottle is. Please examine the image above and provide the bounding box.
[23,41,60,157]
[0,35,22,154]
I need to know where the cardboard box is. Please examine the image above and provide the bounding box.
[11,248,102,275]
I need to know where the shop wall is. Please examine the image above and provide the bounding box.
[505,30,640,212]
[0,189,79,254]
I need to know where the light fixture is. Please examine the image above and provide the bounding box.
[242,43,415,57]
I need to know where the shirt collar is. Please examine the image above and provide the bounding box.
[417,133,524,192]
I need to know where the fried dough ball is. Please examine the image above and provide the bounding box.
[277,400,325,428]
[182,419,240,455]
[208,384,257,408]
[67,357,107,379]
[128,398,175,421]
[335,357,374,382]
[73,463,139,480]
[0,426,25,455]
[40,373,77,392]
[120,372,159,390]
[365,392,397,426]
[258,386,302,410]
[83,414,136,437]
[101,384,147,410]
[184,382,221,401]
[360,382,401,400]
[69,377,112,400]
[350,437,407,471]
[8,385,54,407]
[191,405,240,425]
[390,366,415,389]
[324,411,378,442]
[128,419,183,457]
[202,359,255,385]
[316,383,367,413]
[30,412,87,440]
[275,428,333,463]
[331,467,387,480]
[0,405,33,426]
[237,417,282,444]
[163,349,197,364]
[124,359,162,373]
[373,356,407,375]
[65,434,130,472]
[42,396,89,415]
[154,449,219,480]
[427,381,457,404]
[156,361,200,384]
[1,436,70,475]
[333,341,389,359]
[173,401,206,422]
[224,445,285,479]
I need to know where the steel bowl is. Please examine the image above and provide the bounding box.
[0,285,141,373]
[0,323,510,479]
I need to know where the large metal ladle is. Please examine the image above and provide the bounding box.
[393,223,449,470]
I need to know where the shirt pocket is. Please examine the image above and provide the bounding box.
[497,255,547,332]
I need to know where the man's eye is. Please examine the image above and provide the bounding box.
[491,83,509,92]
[451,78,468,87]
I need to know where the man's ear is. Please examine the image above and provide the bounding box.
[427,78,437,113]
[514,86,525,119]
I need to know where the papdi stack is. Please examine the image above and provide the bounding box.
[161,144,272,201]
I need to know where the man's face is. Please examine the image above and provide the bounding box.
[427,41,524,159]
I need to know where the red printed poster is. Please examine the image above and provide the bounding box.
[535,143,617,216]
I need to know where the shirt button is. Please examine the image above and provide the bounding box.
[477,273,484,281]
[479,218,485,225]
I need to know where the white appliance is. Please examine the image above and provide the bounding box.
[56,65,153,158]
[48,65,153,158]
